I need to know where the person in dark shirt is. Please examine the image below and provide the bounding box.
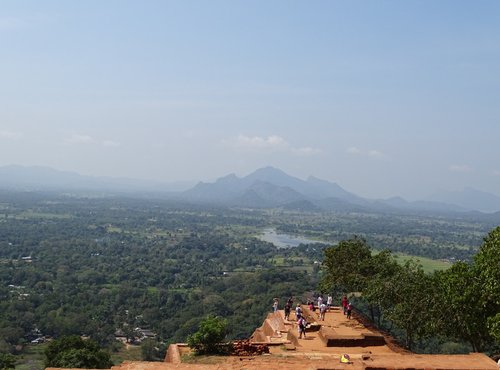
[346,302,353,319]
[284,302,291,320]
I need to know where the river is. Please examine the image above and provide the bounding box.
[258,228,325,248]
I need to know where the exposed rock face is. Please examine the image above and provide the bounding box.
[230,340,268,356]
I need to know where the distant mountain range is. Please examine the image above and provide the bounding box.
[0,165,193,194]
[1,164,500,214]
[426,187,500,214]
[181,166,499,214]
[182,166,366,209]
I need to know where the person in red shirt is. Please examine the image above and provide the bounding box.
[341,295,348,315]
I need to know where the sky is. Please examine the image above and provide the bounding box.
[1,1,499,200]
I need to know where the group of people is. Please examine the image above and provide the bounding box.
[306,294,334,321]
[274,294,354,339]
[294,298,307,338]
[278,296,308,339]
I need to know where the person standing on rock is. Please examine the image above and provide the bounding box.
[346,302,353,319]
[284,302,291,320]
[272,298,279,313]
[317,295,323,308]
[327,294,333,310]
[295,304,302,319]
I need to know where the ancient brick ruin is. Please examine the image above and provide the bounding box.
[48,305,498,370]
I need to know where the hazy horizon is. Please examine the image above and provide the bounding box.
[2,1,500,200]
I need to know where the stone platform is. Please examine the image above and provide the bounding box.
[161,305,497,370]
[47,305,498,370]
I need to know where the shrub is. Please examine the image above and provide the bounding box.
[186,316,229,355]
[0,353,16,370]
[44,335,113,369]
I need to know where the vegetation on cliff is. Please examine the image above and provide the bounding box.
[187,316,229,355]
[320,229,500,352]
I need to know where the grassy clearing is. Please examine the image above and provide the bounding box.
[106,226,123,233]
[269,256,309,266]
[181,353,226,364]
[147,286,159,294]
[15,344,47,370]
[392,253,451,273]
[16,211,72,220]
[110,344,142,364]
[285,265,314,273]
[371,250,452,273]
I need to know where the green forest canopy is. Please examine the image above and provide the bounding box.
[0,190,498,364]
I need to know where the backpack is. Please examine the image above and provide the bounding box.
[298,317,306,328]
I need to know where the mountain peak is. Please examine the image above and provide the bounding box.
[216,173,239,183]
[247,166,288,177]
[242,167,303,187]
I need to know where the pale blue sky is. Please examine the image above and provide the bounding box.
[1,1,499,199]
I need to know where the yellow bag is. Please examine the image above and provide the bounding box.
[340,354,351,363]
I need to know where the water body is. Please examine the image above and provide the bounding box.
[259,228,325,248]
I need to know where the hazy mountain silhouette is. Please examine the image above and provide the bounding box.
[427,187,500,213]
[0,165,192,193]
[182,166,361,208]
[234,181,306,208]
[182,166,500,213]
[305,176,367,204]
[380,196,467,213]
[2,164,499,213]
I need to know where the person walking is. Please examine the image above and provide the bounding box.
[297,315,307,338]
[317,295,323,309]
[319,302,327,321]
[341,295,348,315]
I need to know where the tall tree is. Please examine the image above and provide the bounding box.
[432,227,500,351]
[473,226,500,343]
[320,237,373,293]
[44,336,113,369]
[377,261,436,350]
[434,262,488,351]
[363,250,402,325]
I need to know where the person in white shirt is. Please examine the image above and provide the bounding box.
[327,294,333,310]
[295,304,302,318]
[319,303,327,321]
